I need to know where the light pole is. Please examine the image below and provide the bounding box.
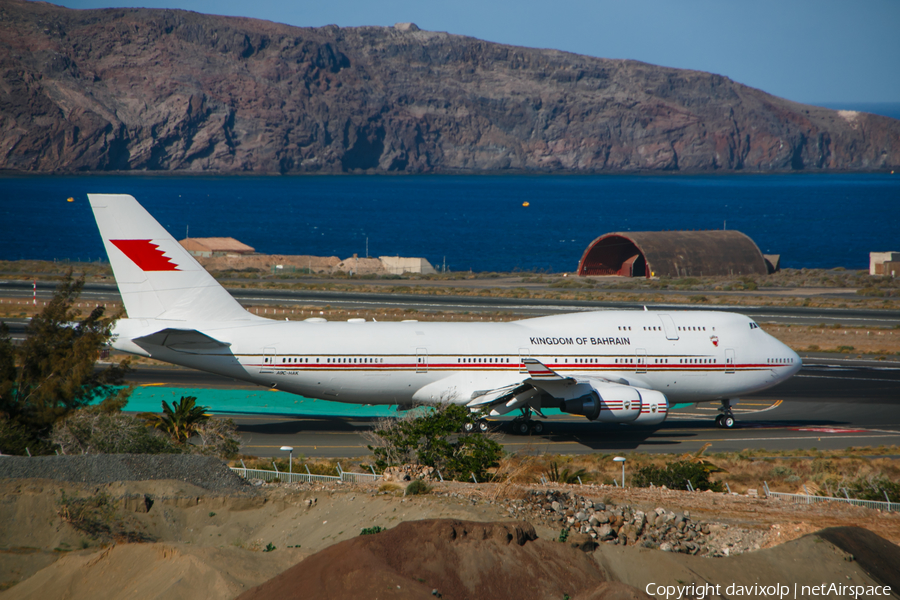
[280,446,293,474]
[613,456,626,488]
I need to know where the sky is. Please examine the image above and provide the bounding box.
[54,0,900,105]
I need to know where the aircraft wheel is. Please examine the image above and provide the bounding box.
[477,419,490,433]
[515,421,530,435]
[715,415,724,428]
[530,421,544,434]
[722,415,736,429]
[463,421,475,433]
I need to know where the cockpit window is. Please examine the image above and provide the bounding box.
[749,322,759,330]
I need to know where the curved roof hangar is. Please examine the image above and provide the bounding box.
[576,231,768,278]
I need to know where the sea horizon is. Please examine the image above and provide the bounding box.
[2,172,898,273]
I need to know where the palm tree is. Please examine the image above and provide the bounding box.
[140,396,209,444]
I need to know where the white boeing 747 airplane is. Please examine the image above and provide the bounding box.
[89,194,801,433]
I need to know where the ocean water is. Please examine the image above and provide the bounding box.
[1,173,898,273]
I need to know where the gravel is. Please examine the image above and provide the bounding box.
[0,454,251,492]
[502,489,766,556]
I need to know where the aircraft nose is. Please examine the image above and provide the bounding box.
[790,347,802,375]
[780,342,802,376]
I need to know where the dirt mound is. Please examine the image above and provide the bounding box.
[814,527,900,591]
[237,519,650,600]
[0,543,305,600]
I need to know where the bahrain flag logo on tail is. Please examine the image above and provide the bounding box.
[110,239,180,271]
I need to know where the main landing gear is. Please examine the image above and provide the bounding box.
[509,407,545,435]
[715,398,737,429]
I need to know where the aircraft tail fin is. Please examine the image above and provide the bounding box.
[88,194,254,322]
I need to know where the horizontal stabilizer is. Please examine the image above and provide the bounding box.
[133,328,231,354]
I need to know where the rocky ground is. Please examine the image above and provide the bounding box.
[1,456,899,599]
[2,0,898,174]
[501,489,763,557]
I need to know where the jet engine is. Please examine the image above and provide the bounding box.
[559,382,643,423]
[631,388,669,426]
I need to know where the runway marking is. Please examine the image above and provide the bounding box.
[680,433,900,443]
[227,415,375,425]
[668,400,782,419]
[791,427,866,433]
[244,444,367,449]
[795,375,900,383]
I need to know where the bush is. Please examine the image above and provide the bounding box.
[360,526,384,535]
[52,408,181,455]
[0,273,131,453]
[192,418,242,458]
[378,483,402,495]
[770,466,794,479]
[631,461,725,492]
[366,403,502,482]
[0,417,47,456]
[846,476,900,502]
[545,461,588,484]
[405,479,431,496]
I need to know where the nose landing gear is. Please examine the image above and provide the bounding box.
[716,399,737,428]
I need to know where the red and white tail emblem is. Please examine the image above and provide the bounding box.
[110,239,180,271]
[710,335,719,347]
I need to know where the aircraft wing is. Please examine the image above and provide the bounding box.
[466,358,573,416]
[466,358,625,416]
[132,328,232,354]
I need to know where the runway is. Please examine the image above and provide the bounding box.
[123,356,900,458]
[3,279,900,327]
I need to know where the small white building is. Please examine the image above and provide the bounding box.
[870,252,900,276]
[380,256,437,275]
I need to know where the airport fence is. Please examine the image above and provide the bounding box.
[764,487,896,512]
[230,466,382,485]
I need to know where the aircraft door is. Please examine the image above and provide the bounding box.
[725,349,735,374]
[518,348,530,373]
[416,348,428,373]
[635,348,647,374]
[658,314,679,340]
[260,347,276,374]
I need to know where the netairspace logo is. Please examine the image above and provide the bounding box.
[645,582,892,600]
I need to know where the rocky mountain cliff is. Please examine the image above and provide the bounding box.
[2,1,898,173]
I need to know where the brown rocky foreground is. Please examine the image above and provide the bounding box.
[1,473,899,599]
[2,0,898,174]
